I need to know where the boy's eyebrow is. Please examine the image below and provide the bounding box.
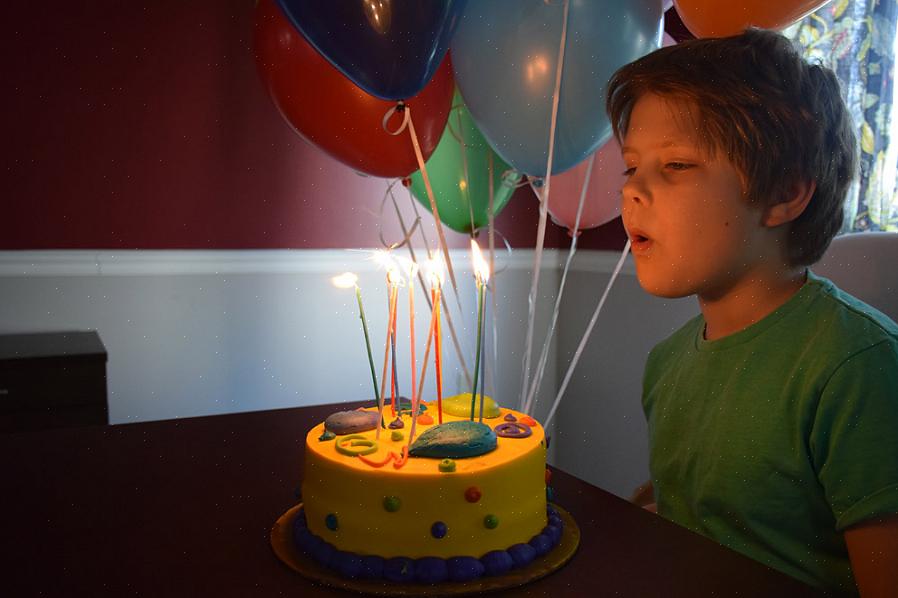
[621,140,694,154]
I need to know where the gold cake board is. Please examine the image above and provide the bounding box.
[271,503,580,596]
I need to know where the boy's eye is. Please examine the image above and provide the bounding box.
[665,162,693,171]
[622,166,636,177]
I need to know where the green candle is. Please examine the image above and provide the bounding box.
[332,272,379,406]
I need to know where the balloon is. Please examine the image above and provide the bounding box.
[532,138,626,236]
[451,0,663,177]
[253,0,454,178]
[673,0,830,38]
[274,0,467,101]
[408,91,521,235]
[534,32,676,235]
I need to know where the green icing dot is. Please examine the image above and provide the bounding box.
[484,514,499,529]
[383,496,401,512]
[391,430,404,442]
[438,458,456,472]
[318,430,336,441]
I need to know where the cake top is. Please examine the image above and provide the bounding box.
[306,403,545,476]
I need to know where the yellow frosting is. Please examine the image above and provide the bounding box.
[302,406,547,559]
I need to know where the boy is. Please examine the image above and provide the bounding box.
[606,29,898,596]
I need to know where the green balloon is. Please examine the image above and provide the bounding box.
[409,91,520,234]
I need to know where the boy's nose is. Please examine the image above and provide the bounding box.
[622,177,650,205]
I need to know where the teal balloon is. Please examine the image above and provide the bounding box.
[451,0,663,176]
[409,91,521,235]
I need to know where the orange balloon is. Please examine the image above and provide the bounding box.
[672,0,831,38]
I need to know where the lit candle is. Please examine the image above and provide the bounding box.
[469,240,490,421]
[432,254,446,423]
[377,266,401,439]
[331,272,380,409]
[402,259,419,421]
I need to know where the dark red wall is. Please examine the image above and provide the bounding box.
[1,0,626,251]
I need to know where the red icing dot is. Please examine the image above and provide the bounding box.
[545,467,552,484]
[417,413,434,425]
[464,487,482,503]
[520,415,538,427]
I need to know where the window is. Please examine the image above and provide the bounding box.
[785,0,898,231]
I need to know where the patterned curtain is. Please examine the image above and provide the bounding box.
[785,0,898,232]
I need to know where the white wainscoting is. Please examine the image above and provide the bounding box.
[0,248,698,497]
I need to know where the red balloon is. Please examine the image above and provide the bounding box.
[253,0,453,178]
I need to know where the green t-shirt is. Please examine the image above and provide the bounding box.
[643,272,898,594]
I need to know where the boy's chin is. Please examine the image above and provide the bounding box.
[635,275,694,299]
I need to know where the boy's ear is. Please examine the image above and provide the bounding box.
[763,179,816,228]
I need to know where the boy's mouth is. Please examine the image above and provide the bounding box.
[628,228,653,255]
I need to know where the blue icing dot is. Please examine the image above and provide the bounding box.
[481,550,514,576]
[325,513,338,531]
[415,557,449,583]
[529,533,553,556]
[324,410,380,435]
[333,551,364,579]
[508,543,537,568]
[430,521,447,539]
[446,556,485,582]
[408,421,498,459]
[384,557,416,582]
[546,486,555,502]
[359,555,384,579]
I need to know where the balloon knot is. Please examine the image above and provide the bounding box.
[396,100,406,112]
[401,177,411,187]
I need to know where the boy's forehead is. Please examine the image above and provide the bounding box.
[623,93,702,148]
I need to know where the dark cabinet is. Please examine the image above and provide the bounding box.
[0,331,108,432]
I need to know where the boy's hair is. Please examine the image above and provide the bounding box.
[606,28,858,267]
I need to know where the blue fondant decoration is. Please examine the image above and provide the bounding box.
[481,550,514,576]
[359,555,384,579]
[545,523,563,545]
[388,417,405,429]
[384,557,416,583]
[446,556,485,582]
[529,533,553,557]
[310,540,336,567]
[325,513,338,531]
[415,557,449,583]
[333,551,364,579]
[408,421,497,459]
[508,543,537,568]
[324,410,380,435]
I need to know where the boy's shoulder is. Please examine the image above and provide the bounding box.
[809,273,898,350]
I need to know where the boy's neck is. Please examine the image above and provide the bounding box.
[698,267,808,341]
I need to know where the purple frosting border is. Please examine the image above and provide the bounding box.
[292,504,564,584]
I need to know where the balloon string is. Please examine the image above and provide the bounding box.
[382,102,411,136]
[520,0,570,410]
[456,108,477,235]
[541,240,631,430]
[378,182,421,252]
[523,151,595,414]
[488,152,499,405]
[385,180,432,311]
[400,104,463,313]
[402,183,473,388]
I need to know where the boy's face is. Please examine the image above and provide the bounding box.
[620,93,770,300]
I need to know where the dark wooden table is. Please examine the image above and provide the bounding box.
[0,402,821,597]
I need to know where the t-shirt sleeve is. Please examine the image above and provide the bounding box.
[809,338,898,531]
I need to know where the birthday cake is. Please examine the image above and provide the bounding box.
[292,394,564,584]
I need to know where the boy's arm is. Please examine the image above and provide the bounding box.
[844,514,898,598]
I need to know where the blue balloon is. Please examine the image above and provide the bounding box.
[452,0,663,176]
[274,0,467,101]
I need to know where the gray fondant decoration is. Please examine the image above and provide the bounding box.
[324,410,380,435]
[409,421,498,458]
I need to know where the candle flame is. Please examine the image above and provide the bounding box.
[393,255,419,279]
[471,240,490,283]
[423,253,445,289]
[332,272,358,289]
[386,266,404,287]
